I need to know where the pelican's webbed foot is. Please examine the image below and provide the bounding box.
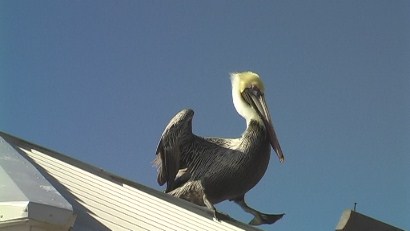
[249,212,284,226]
[232,196,284,226]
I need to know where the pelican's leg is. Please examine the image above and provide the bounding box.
[203,194,218,220]
[232,196,284,226]
[203,194,230,222]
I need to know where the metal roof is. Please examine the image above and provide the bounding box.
[0,132,261,231]
[335,209,404,231]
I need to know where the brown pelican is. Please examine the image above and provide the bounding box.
[154,71,285,225]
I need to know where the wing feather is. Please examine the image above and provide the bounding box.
[154,109,194,191]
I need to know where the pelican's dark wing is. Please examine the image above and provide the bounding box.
[154,109,194,192]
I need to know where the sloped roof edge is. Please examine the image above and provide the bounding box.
[335,209,404,231]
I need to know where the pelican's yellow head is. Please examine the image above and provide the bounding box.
[230,71,266,122]
[230,71,265,95]
[230,71,284,163]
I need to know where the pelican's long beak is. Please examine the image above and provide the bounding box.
[242,88,285,163]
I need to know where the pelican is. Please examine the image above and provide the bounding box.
[154,71,285,225]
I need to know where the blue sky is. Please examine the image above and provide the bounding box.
[1,1,409,230]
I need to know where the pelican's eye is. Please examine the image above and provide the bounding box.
[249,85,263,97]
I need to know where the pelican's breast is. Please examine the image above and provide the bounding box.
[201,121,271,203]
